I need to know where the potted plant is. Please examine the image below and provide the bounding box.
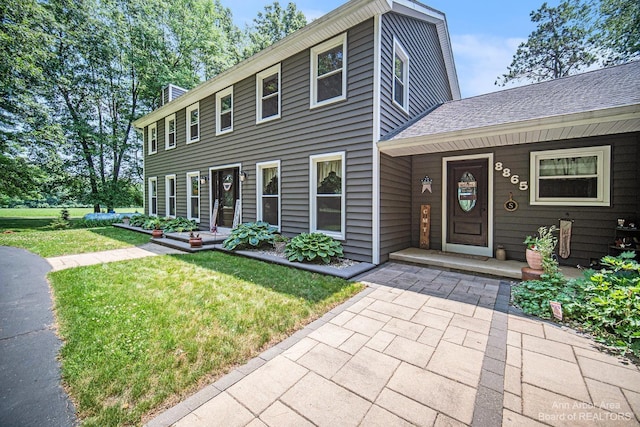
[273,234,289,253]
[524,225,558,271]
[150,217,164,238]
[189,232,203,248]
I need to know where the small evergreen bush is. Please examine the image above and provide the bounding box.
[284,232,344,264]
[222,222,277,250]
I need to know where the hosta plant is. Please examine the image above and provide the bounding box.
[163,217,198,233]
[222,222,278,250]
[284,232,344,264]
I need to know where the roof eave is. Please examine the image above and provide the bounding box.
[378,104,640,156]
[133,0,392,129]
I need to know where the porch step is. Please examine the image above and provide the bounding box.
[389,248,584,280]
[149,236,213,253]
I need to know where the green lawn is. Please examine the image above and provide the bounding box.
[0,207,142,218]
[0,219,150,257]
[51,252,364,426]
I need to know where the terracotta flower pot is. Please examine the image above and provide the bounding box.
[152,229,163,238]
[189,237,203,248]
[525,248,543,270]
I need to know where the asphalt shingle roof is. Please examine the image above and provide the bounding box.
[387,61,640,141]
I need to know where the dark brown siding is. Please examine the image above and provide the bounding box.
[144,19,375,262]
[410,133,640,267]
[379,153,412,262]
[379,12,453,137]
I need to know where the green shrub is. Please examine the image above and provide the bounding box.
[142,217,165,230]
[578,252,640,354]
[284,232,344,264]
[128,215,150,227]
[50,217,70,230]
[163,217,198,233]
[222,222,277,250]
[513,252,640,356]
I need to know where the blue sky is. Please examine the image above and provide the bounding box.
[221,0,557,98]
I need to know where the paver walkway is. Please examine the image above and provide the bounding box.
[47,242,183,271]
[146,262,640,427]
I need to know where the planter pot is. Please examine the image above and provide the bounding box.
[122,217,130,225]
[495,246,507,261]
[525,248,543,270]
[189,238,203,248]
[151,229,163,238]
[274,242,286,253]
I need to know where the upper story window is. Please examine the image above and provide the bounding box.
[165,114,176,150]
[310,152,345,240]
[148,123,157,154]
[148,177,158,216]
[186,103,199,143]
[310,33,347,108]
[393,39,409,112]
[216,87,233,135]
[256,64,281,123]
[530,145,611,206]
[256,160,280,229]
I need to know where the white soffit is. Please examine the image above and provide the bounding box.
[378,105,640,156]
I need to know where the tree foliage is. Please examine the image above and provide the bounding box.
[498,0,640,85]
[243,1,307,58]
[1,0,306,207]
[595,0,640,65]
[497,0,597,85]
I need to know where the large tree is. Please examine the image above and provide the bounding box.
[30,0,241,210]
[243,1,307,58]
[497,0,597,85]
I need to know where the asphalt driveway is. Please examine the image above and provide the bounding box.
[0,246,76,427]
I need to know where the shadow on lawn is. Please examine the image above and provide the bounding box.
[0,218,53,232]
[169,251,359,304]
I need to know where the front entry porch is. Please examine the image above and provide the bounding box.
[389,248,583,280]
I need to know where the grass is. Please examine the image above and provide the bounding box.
[0,207,142,219]
[0,219,150,257]
[50,252,364,426]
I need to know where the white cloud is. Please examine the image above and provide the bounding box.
[451,34,527,98]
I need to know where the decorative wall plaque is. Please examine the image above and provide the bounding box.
[504,192,518,212]
[420,205,430,249]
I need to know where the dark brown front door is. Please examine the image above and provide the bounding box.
[212,168,239,227]
[447,158,488,246]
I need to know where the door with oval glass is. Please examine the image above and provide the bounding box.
[447,158,488,246]
[212,168,239,227]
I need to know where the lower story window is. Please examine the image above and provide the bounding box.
[148,177,157,216]
[530,145,611,206]
[166,175,176,217]
[257,161,280,229]
[187,172,200,222]
[310,152,345,239]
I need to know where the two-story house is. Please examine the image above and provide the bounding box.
[135,0,640,268]
[134,0,460,265]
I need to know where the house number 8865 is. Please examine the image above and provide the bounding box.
[494,162,528,191]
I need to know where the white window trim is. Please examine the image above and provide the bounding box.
[256,64,281,124]
[186,171,201,222]
[216,86,233,136]
[148,123,157,155]
[256,160,281,231]
[392,38,409,113]
[186,102,200,144]
[165,174,176,218]
[529,145,611,206]
[310,33,347,109]
[165,114,176,150]
[310,152,346,240]
[148,177,158,217]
